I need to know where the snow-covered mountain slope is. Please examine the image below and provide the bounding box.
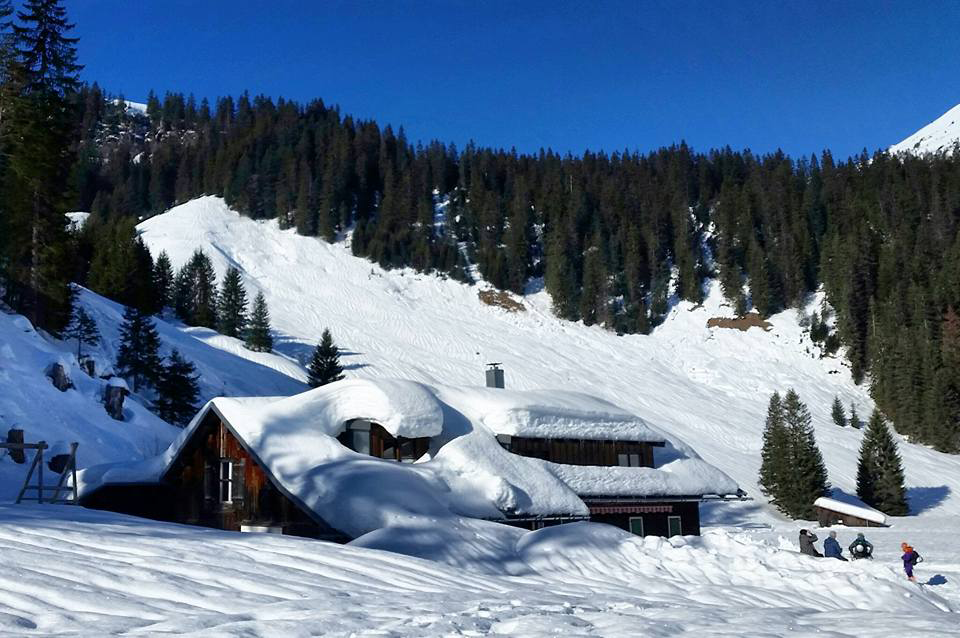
[889,103,960,156]
[137,196,960,521]
[0,505,955,637]
[0,284,308,502]
[0,310,177,500]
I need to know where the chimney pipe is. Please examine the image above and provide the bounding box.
[485,363,505,389]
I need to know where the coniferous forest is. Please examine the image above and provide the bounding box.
[1,2,959,451]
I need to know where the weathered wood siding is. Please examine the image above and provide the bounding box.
[503,437,658,467]
[83,411,348,542]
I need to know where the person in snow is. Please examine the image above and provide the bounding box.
[799,529,822,557]
[901,542,923,582]
[848,533,874,560]
[823,531,848,561]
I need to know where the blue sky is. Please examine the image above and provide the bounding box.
[69,0,960,159]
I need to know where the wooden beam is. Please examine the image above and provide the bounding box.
[15,444,45,504]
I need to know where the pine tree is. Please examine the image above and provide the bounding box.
[153,348,199,427]
[857,409,908,516]
[849,403,861,429]
[115,304,162,392]
[0,0,81,333]
[152,250,174,313]
[63,305,99,359]
[174,249,218,327]
[245,292,273,352]
[781,389,830,519]
[758,392,791,510]
[307,328,345,387]
[216,266,247,338]
[831,396,846,427]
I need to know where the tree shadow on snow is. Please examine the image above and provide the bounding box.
[906,486,951,515]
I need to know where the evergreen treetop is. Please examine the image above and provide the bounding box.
[831,396,846,427]
[307,328,345,387]
[217,266,247,338]
[115,304,162,393]
[154,348,200,427]
[857,409,908,516]
[245,291,273,352]
[64,304,99,359]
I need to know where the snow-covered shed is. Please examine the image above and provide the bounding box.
[79,379,740,540]
[814,496,889,528]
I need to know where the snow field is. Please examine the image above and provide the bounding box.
[0,505,955,637]
[889,103,960,156]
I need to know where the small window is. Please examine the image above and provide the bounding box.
[350,430,370,454]
[629,453,640,466]
[629,516,645,536]
[668,515,682,537]
[219,459,233,503]
[618,453,629,466]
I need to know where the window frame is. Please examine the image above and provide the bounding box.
[667,515,682,537]
[628,516,645,537]
[219,458,233,503]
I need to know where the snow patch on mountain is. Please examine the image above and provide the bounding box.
[889,103,960,156]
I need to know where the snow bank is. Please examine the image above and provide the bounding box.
[4,505,957,637]
[814,496,888,526]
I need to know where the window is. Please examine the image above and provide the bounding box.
[629,517,645,537]
[618,453,642,467]
[668,515,682,537]
[219,459,233,503]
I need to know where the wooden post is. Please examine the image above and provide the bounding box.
[15,445,43,504]
[37,442,44,504]
[6,429,25,463]
[71,442,78,504]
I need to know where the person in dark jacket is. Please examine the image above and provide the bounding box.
[799,529,822,557]
[823,531,847,561]
[901,542,922,582]
[848,533,874,559]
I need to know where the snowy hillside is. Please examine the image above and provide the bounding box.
[889,103,960,156]
[0,309,176,501]
[136,196,960,521]
[0,505,956,637]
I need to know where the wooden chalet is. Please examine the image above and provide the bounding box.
[81,379,740,542]
[495,433,704,536]
[813,496,888,528]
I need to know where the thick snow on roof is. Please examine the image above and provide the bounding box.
[889,103,960,157]
[814,496,888,526]
[80,379,738,537]
[435,384,664,442]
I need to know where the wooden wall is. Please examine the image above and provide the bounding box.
[815,506,886,528]
[504,437,658,467]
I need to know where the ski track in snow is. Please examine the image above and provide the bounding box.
[0,505,957,637]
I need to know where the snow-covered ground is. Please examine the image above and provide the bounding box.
[2,194,959,634]
[0,505,955,637]
[889,102,960,156]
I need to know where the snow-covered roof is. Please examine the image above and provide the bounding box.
[435,385,665,442]
[814,496,888,526]
[79,379,739,538]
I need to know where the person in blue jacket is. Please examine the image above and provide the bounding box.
[824,531,848,561]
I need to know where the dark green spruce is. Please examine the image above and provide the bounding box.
[307,328,345,387]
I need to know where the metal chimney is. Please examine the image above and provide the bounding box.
[485,362,505,389]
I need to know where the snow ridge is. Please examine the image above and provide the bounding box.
[889,103,960,156]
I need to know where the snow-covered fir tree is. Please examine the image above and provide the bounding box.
[758,392,790,510]
[154,348,200,427]
[831,396,846,427]
[782,389,829,519]
[857,409,908,516]
[63,305,100,360]
[216,266,247,338]
[245,292,273,352]
[115,304,162,392]
[152,250,174,312]
[307,328,345,387]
